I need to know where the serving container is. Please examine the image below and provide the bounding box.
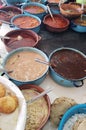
[2,29,41,52]
[71,14,86,33]
[49,47,86,87]
[11,14,41,33]
[21,2,47,20]
[0,76,26,130]
[58,104,86,130]
[5,0,27,6]
[19,84,51,130]
[0,6,22,21]
[60,2,83,19]
[2,47,49,86]
[43,14,70,32]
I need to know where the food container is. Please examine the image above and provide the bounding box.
[0,6,22,21]
[2,29,41,52]
[5,0,27,6]
[71,14,86,33]
[49,47,86,87]
[60,3,83,19]
[0,76,26,130]
[43,14,70,32]
[58,104,86,130]
[11,14,41,33]
[21,2,47,20]
[19,84,51,130]
[2,47,49,86]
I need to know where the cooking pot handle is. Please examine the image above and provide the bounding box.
[38,36,41,41]
[73,80,84,87]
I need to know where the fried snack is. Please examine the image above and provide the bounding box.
[50,97,77,127]
[0,95,18,114]
[73,118,86,130]
[0,83,6,98]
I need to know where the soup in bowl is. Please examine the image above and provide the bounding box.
[2,47,49,86]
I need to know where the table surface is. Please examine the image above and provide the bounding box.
[0,23,86,130]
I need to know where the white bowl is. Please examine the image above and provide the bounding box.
[0,76,27,130]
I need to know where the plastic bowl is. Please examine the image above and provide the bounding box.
[58,104,86,130]
[2,47,49,86]
[11,14,41,33]
[2,29,41,52]
[21,2,47,20]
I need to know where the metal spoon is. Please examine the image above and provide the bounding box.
[0,35,23,41]
[26,87,53,104]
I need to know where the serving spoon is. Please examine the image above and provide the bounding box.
[47,5,56,22]
[0,66,13,74]
[0,35,23,41]
[26,87,53,104]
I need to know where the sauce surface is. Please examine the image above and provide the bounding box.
[13,16,40,28]
[25,5,45,14]
[5,51,47,81]
[50,49,86,80]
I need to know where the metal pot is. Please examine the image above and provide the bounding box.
[49,47,86,87]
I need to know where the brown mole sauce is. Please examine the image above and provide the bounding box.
[6,33,36,49]
[50,49,86,80]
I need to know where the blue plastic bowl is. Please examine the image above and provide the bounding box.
[5,0,27,6]
[21,2,47,20]
[58,104,86,130]
[11,14,41,33]
[2,47,49,86]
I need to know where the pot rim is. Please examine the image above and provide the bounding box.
[49,47,86,81]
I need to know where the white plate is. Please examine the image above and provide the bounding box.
[0,76,27,130]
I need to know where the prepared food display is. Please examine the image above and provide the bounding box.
[50,97,77,127]
[13,16,40,29]
[21,88,49,130]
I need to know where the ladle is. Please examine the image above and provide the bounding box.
[47,5,55,22]
[26,87,53,104]
[0,35,23,41]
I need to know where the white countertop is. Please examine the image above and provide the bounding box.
[0,23,86,130]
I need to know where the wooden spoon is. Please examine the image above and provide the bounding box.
[47,5,56,22]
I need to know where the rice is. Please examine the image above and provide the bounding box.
[63,114,86,130]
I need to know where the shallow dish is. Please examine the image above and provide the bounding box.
[2,29,41,52]
[2,47,49,86]
[11,14,41,33]
[0,6,22,21]
[19,84,51,130]
[22,2,47,19]
[0,76,26,130]
[58,104,86,130]
[49,47,86,87]
[43,14,70,32]
[60,3,83,19]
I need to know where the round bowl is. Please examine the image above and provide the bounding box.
[0,6,22,21]
[5,0,27,6]
[11,14,41,33]
[19,84,51,130]
[43,14,70,32]
[71,14,86,33]
[2,29,41,52]
[49,47,86,87]
[2,47,49,86]
[21,2,47,20]
[58,104,86,130]
[0,76,26,130]
[60,3,83,19]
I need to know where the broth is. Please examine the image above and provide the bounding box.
[5,51,47,81]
